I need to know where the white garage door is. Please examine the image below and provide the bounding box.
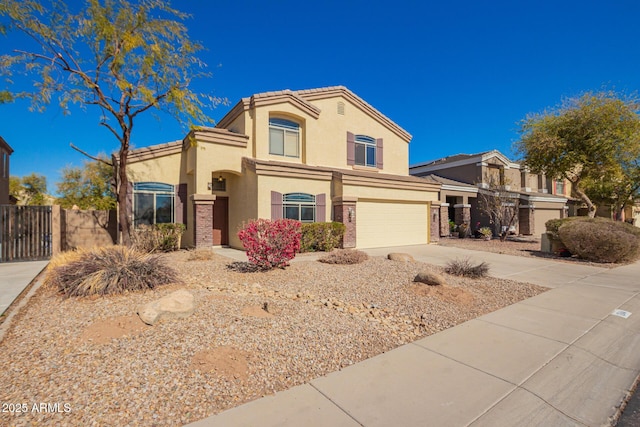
[533,209,561,235]
[356,201,429,248]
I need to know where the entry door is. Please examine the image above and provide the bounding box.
[212,197,229,246]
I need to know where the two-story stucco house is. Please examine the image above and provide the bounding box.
[0,136,14,205]
[125,86,441,249]
[410,150,572,237]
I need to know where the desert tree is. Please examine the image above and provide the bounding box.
[0,0,220,244]
[515,91,640,217]
[10,173,48,205]
[476,176,520,241]
[56,157,116,209]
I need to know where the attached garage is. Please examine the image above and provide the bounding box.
[356,200,429,248]
[533,208,563,236]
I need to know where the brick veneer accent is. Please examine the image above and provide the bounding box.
[454,204,471,226]
[430,202,440,242]
[519,205,534,235]
[440,203,450,237]
[333,197,357,248]
[191,194,216,248]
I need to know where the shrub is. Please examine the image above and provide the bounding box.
[557,217,640,263]
[318,249,369,264]
[444,258,490,278]
[300,222,346,252]
[131,223,186,253]
[46,246,180,297]
[479,227,493,238]
[545,217,581,240]
[237,218,301,270]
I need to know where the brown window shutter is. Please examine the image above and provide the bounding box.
[271,191,283,219]
[376,138,383,169]
[175,183,188,224]
[347,132,355,165]
[316,193,326,222]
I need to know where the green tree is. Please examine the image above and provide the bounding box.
[11,173,48,205]
[515,91,640,217]
[56,158,116,209]
[0,0,220,244]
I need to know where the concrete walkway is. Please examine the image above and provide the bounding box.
[191,244,640,427]
[0,260,49,316]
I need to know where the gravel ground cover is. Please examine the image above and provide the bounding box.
[0,251,546,426]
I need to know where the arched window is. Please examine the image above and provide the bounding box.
[133,182,174,227]
[283,193,315,222]
[269,118,300,158]
[355,134,376,167]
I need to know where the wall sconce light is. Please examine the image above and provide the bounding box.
[207,182,212,190]
[348,207,354,222]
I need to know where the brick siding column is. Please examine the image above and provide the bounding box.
[333,196,357,248]
[440,203,450,237]
[454,204,471,226]
[191,194,216,248]
[430,202,441,242]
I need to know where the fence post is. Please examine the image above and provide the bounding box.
[51,205,62,256]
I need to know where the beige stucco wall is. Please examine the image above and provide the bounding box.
[241,95,410,176]
[255,174,332,222]
[127,152,182,184]
[190,142,249,194]
[342,184,436,203]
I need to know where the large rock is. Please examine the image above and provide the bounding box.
[414,271,447,286]
[387,253,414,263]
[138,289,195,326]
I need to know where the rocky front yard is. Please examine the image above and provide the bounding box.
[0,251,546,426]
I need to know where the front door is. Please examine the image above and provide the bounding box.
[212,197,229,246]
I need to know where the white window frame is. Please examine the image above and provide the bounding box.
[355,134,376,167]
[283,193,315,223]
[269,118,300,158]
[133,182,175,228]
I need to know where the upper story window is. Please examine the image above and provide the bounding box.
[133,182,174,227]
[355,135,376,167]
[283,193,315,222]
[269,118,300,158]
[555,179,565,195]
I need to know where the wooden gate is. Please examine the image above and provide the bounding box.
[0,205,52,262]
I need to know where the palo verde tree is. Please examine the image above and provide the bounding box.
[515,91,640,217]
[0,0,219,244]
[56,157,116,209]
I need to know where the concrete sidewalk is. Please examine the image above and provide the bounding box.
[192,245,640,427]
[0,260,49,316]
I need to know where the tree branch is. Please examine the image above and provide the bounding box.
[70,143,113,166]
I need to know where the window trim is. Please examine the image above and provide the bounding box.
[133,182,175,227]
[269,118,300,158]
[282,192,315,223]
[354,134,376,167]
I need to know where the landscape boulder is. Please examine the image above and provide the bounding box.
[387,253,414,263]
[138,289,195,326]
[413,271,447,286]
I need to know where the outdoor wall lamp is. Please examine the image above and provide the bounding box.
[348,207,354,222]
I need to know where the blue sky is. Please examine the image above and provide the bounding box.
[2,0,640,193]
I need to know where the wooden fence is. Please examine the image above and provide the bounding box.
[0,205,52,262]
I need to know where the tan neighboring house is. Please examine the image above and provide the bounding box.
[410,150,572,237]
[125,86,441,249]
[0,136,14,205]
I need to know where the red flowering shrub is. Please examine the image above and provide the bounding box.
[237,219,301,269]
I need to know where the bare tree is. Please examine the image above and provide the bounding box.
[477,177,520,241]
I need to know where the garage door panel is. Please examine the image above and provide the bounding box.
[533,209,561,236]
[357,201,428,248]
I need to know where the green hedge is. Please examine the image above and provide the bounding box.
[300,222,346,252]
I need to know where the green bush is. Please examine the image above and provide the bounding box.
[557,217,640,263]
[131,223,186,253]
[545,217,581,240]
[318,249,368,264]
[47,246,180,297]
[300,222,346,252]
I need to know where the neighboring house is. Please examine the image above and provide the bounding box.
[410,150,572,237]
[125,86,441,249]
[0,136,13,205]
